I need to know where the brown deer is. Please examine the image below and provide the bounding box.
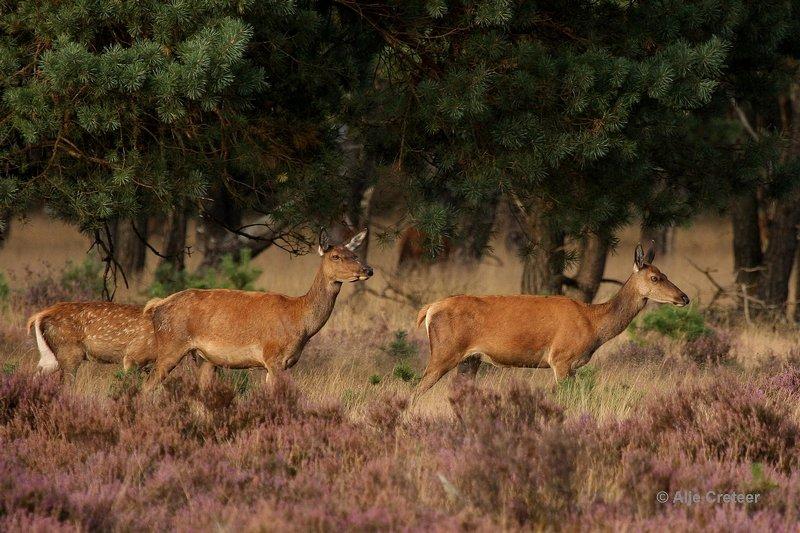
[27,302,156,379]
[412,243,689,402]
[143,229,372,390]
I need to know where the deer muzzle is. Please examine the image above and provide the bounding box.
[358,266,373,281]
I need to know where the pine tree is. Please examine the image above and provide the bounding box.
[0,0,380,284]
[344,0,796,297]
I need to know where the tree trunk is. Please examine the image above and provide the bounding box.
[731,189,763,287]
[757,82,800,312]
[521,202,564,295]
[114,216,148,278]
[198,186,243,269]
[161,208,188,271]
[794,246,800,321]
[564,233,609,303]
[338,125,376,263]
[757,194,800,309]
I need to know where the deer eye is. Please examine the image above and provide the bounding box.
[650,275,659,282]
[331,255,340,261]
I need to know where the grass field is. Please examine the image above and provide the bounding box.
[1,214,800,530]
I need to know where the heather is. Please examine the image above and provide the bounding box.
[1,356,799,531]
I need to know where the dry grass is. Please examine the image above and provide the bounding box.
[1,213,798,420]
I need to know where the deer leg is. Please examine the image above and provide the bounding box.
[57,345,84,384]
[456,355,481,379]
[549,348,577,384]
[262,353,285,389]
[144,338,189,391]
[410,365,449,406]
[552,362,575,382]
[412,320,465,406]
[264,366,286,390]
[144,353,186,391]
[570,350,594,373]
[411,349,461,406]
[123,336,153,371]
[198,360,217,389]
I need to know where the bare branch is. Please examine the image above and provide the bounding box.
[730,97,759,141]
[131,219,191,261]
[88,222,129,301]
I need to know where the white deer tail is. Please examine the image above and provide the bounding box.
[30,314,58,374]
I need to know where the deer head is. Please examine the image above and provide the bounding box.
[318,229,373,283]
[630,242,689,306]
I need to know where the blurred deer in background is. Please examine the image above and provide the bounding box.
[143,229,372,390]
[397,227,452,271]
[412,243,689,403]
[27,302,156,380]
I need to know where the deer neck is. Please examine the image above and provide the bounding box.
[299,266,342,335]
[591,278,647,343]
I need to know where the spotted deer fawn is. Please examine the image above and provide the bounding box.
[27,302,156,379]
[143,229,372,390]
[412,243,689,402]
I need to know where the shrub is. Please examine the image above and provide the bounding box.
[606,341,666,366]
[109,367,145,399]
[369,374,381,385]
[445,381,576,525]
[764,368,800,396]
[149,249,261,297]
[11,259,104,317]
[626,377,800,473]
[0,371,62,428]
[392,361,417,382]
[59,259,104,297]
[682,330,734,367]
[366,394,407,433]
[757,346,800,376]
[384,331,418,384]
[382,330,418,359]
[630,305,709,341]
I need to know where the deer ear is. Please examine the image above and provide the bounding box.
[318,229,332,256]
[345,229,367,251]
[645,240,656,264]
[634,243,645,272]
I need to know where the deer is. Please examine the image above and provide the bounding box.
[27,302,157,380]
[397,227,452,271]
[411,242,689,403]
[142,229,372,390]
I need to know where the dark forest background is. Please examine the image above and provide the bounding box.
[3,0,800,318]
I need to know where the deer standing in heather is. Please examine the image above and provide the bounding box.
[412,243,689,403]
[143,230,372,390]
[27,302,156,380]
